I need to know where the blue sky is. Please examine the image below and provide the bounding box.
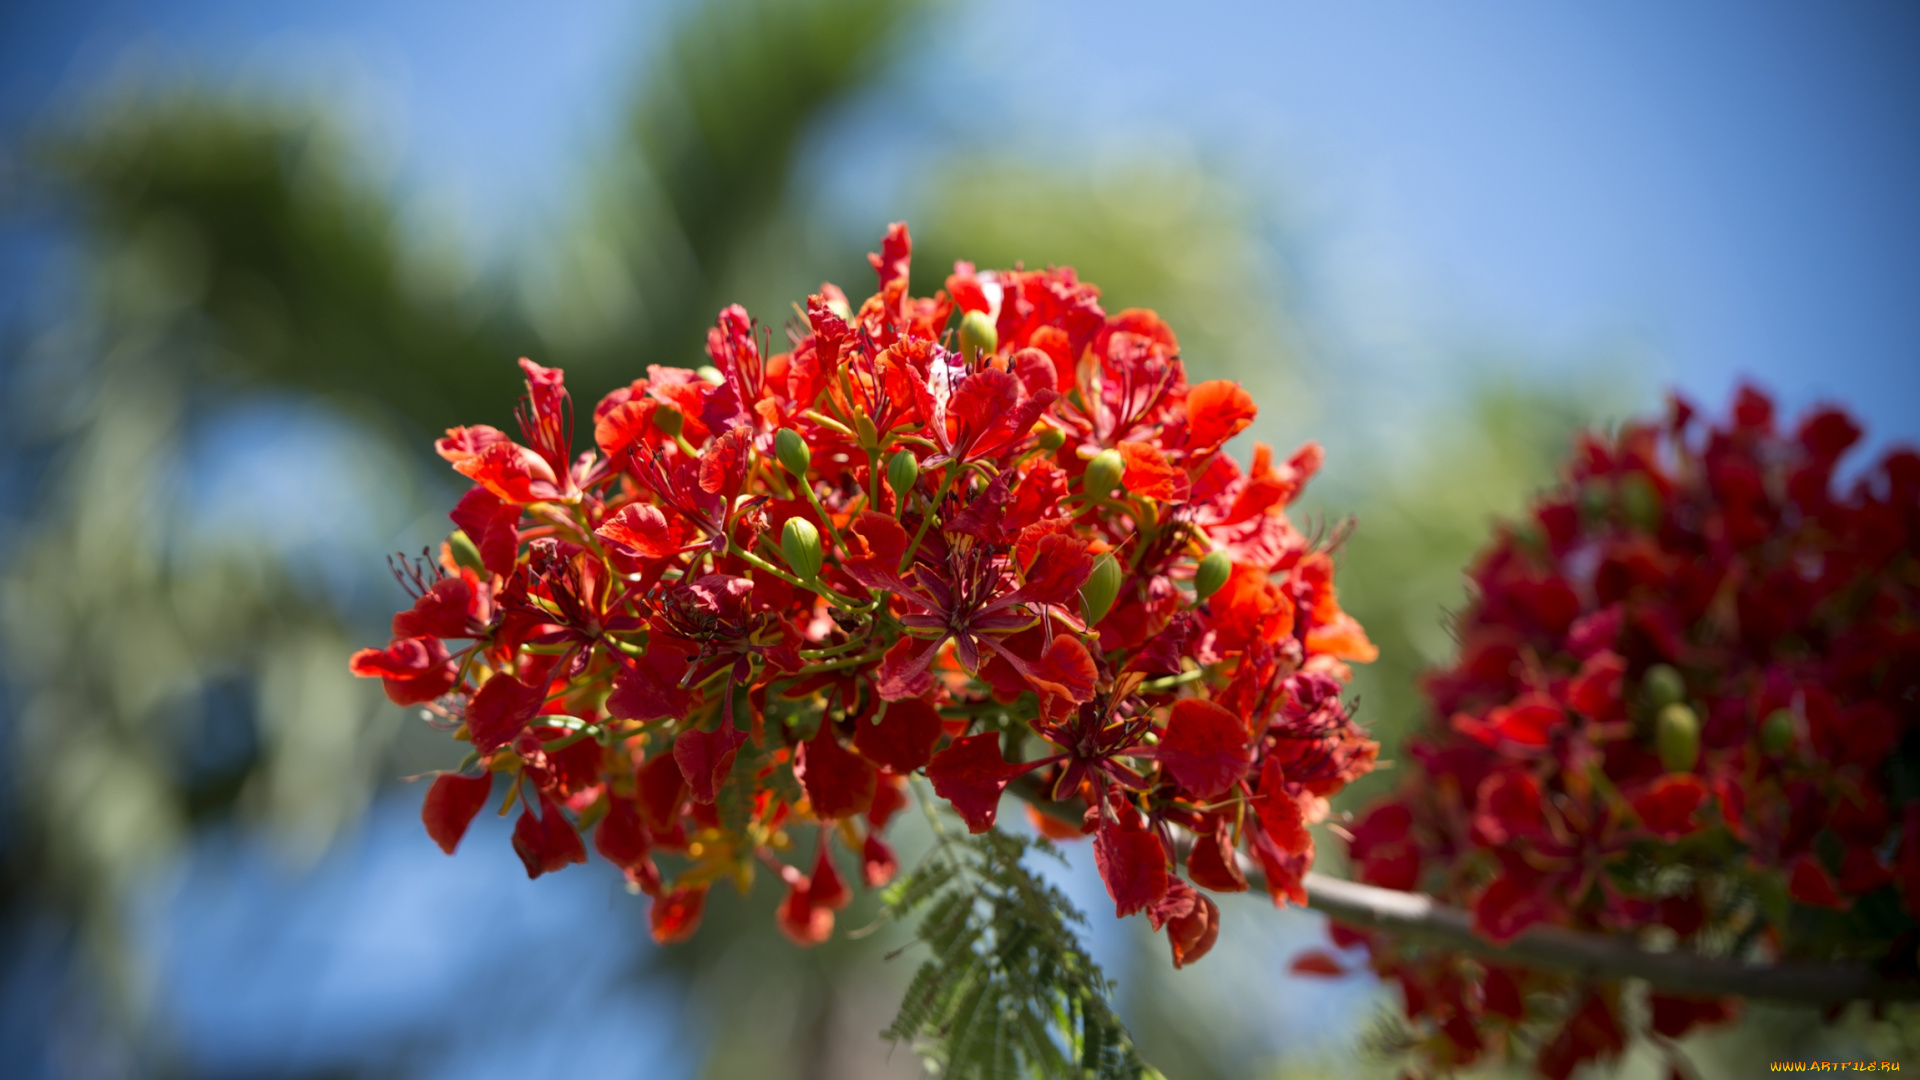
[6,0,1916,450]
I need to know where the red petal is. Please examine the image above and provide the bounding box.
[635,750,688,832]
[1566,650,1626,720]
[1186,819,1248,893]
[1481,693,1564,748]
[778,875,836,946]
[795,725,877,820]
[1787,853,1850,909]
[809,838,852,911]
[392,577,474,640]
[1288,950,1346,977]
[649,885,709,944]
[1648,994,1737,1040]
[596,503,680,559]
[436,424,511,465]
[1184,380,1257,456]
[697,427,750,497]
[465,673,545,754]
[673,725,747,805]
[1117,440,1189,502]
[1632,775,1708,840]
[594,396,657,461]
[1017,531,1095,604]
[853,697,943,773]
[874,636,937,701]
[868,772,908,830]
[594,795,652,869]
[606,639,693,722]
[1021,635,1098,718]
[926,733,1021,833]
[848,510,909,569]
[1093,817,1170,918]
[1472,871,1551,944]
[421,773,491,855]
[868,222,912,290]
[1256,757,1312,855]
[449,485,520,578]
[349,636,458,706]
[511,796,587,879]
[1168,893,1219,969]
[1148,699,1252,800]
[862,833,898,888]
[453,440,556,504]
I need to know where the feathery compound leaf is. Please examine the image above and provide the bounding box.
[882,826,1155,1080]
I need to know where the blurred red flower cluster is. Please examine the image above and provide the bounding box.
[351,224,1377,964]
[1335,388,1920,1077]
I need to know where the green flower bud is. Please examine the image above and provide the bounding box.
[1083,448,1124,499]
[775,428,812,477]
[1035,425,1066,453]
[1641,664,1686,710]
[1578,481,1612,523]
[653,404,684,438]
[448,529,486,574]
[959,309,998,359]
[1760,708,1796,755]
[1194,550,1231,602]
[853,413,879,450]
[1081,553,1123,627]
[697,365,723,384]
[1620,472,1663,532]
[1656,702,1701,774]
[780,517,823,581]
[1509,520,1545,555]
[887,449,921,504]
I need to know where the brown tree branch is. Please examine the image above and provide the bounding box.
[1301,871,1920,1006]
[1001,773,1918,1005]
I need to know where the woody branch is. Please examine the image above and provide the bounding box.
[1299,871,1919,1006]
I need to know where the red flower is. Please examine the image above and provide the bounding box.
[794,724,877,820]
[349,637,457,706]
[512,794,588,879]
[353,221,1377,966]
[421,773,492,855]
[926,733,1037,833]
[1138,698,1252,800]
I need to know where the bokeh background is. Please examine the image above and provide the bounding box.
[1,1,1916,1077]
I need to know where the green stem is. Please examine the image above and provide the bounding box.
[901,462,960,572]
[728,539,862,609]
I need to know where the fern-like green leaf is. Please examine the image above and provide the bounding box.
[881,824,1153,1079]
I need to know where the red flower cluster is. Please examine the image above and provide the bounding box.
[351,223,1377,963]
[1331,388,1920,1077]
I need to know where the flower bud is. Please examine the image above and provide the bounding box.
[654,404,684,438]
[1083,448,1124,499]
[1760,708,1795,755]
[1578,481,1612,523]
[780,517,823,581]
[887,449,920,504]
[1641,664,1686,711]
[1620,473,1662,532]
[959,309,998,359]
[1035,425,1066,453]
[1193,550,1231,602]
[853,414,879,450]
[448,529,486,574]
[775,428,812,477]
[1081,553,1122,627]
[1655,702,1700,774]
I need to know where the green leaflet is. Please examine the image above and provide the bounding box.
[881,826,1161,1080]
